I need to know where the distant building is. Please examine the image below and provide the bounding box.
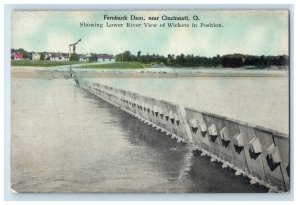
[97,54,114,62]
[43,52,51,60]
[50,53,69,61]
[50,53,59,61]
[79,54,88,62]
[61,53,70,61]
[12,52,23,60]
[31,52,41,60]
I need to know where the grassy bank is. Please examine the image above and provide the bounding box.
[11,60,85,67]
[11,60,148,69]
[80,62,149,69]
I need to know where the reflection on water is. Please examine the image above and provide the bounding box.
[11,77,268,193]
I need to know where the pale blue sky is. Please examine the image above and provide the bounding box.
[11,10,289,56]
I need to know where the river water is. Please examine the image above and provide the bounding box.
[11,70,288,193]
[86,74,289,135]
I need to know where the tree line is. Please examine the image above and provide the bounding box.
[12,48,289,68]
[115,51,289,68]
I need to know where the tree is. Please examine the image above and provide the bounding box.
[40,53,45,60]
[89,53,98,62]
[22,51,30,59]
[122,51,131,61]
[137,51,141,58]
[70,53,79,61]
[221,54,245,68]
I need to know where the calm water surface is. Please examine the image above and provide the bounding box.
[94,76,289,134]
[11,76,273,193]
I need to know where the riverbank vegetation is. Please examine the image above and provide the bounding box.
[11,48,289,69]
[115,51,289,69]
[11,60,85,67]
[80,62,149,69]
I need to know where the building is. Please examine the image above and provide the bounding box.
[61,53,70,61]
[50,53,60,61]
[43,52,51,60]
[97,54,114,62]
[12,52,23,60]
[31,52,41,60]
[79,54,88,62]
[50,53,70,61]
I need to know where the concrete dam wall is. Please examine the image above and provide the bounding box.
[77,78,289,192]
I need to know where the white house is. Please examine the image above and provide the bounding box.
[50,53,70,61]
[79,54,88,62]
[61,53,70,61]
[31,52,41,60]
[97,54,115,62]
[50,53,60,61]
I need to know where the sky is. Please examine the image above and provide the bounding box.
[11,10,289,57]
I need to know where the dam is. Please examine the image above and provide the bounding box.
[75,73,289,193]
[10,67,289,193]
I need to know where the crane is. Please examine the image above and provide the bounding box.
[67,38,82,79]
[69,38,82,57]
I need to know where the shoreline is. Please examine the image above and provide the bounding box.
[11,66,289,78]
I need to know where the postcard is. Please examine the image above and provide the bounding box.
[10,9,289,193]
